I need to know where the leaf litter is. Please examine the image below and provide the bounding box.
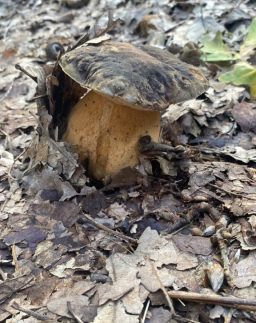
[1,0,256,322]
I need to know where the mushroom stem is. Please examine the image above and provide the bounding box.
[63,90,160,179]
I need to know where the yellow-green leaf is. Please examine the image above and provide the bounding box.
[240,18,256,57]
[201,32,240,62]
[219,62,256,97]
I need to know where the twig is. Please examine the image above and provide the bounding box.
[198,188,224,203]
[0,276,34,305]
[208,183,250,199]
[216,229,233,287]
[3,18,14,40]
[141,299,150,323]
[28,110,78,168]
[12,302,50,321]
[11,245,19,272]
[67,301,83,323]
[49,138,78,167]
[174,317,200,323]
[225,308,235,323]
[169,223,191,236]
[0,128,11,150]
[0,82,14,102]
[0,268,7,281]
[70,11,122,50]
[31,94,48,100]
[15,64,37,83]
[82,213,138,244]
[102,236,135,253]
[7,143,31,182]
[199,2,206,31]
[139,135,185,154]
[0,198,8,213]
[167,290,256,311]
[149,260,176,316]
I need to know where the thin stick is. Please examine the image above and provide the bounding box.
[102,236,135,253]
[167,290,256,311]
[0,82,14,102]
[67,301,83,323]
[11,245,19,272]
[70,11,122,50]
[12,302,50,321]
[0,276,34,305]
[216,230,233,287]
[141,299,150,323]
[174,317,200,323]
[169,223,190,236]
[15,64,37,83]
[149,260,176,316]
[225,308,235,323]
[7,143,31,181]
[139,135,185,154]
[82,213,138,244]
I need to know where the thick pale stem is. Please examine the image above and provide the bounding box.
[63,90,160,179]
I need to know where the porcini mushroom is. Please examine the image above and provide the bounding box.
[59,41,208,179]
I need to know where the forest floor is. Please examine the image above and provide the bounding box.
[1,0,256,322]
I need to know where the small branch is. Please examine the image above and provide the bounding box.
[167,290,256,311]
[15,64,37,83]
[150,260,176,316]
[70,11,122,50]
[31,94,49,100]
[139,136,185,154]
[0,276,34,305]
[0,81,14,102]
[7,143,31,182]
[82,213,138,244]
[12,302,50,321]
[141,299,150,323]
[216,229,234,287]
[174,317,200,323]
[67,302,83,323]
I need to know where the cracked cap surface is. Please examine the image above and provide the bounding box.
[59,41,209,111]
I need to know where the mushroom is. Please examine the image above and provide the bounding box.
[59,41,208,179]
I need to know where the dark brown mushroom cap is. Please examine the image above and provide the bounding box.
[59,41,208,111]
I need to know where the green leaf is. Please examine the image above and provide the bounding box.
[201,32,240,62]
[219,62,256,97]
[240,18,256,57]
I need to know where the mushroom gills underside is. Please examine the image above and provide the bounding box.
[63,90,160,179]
